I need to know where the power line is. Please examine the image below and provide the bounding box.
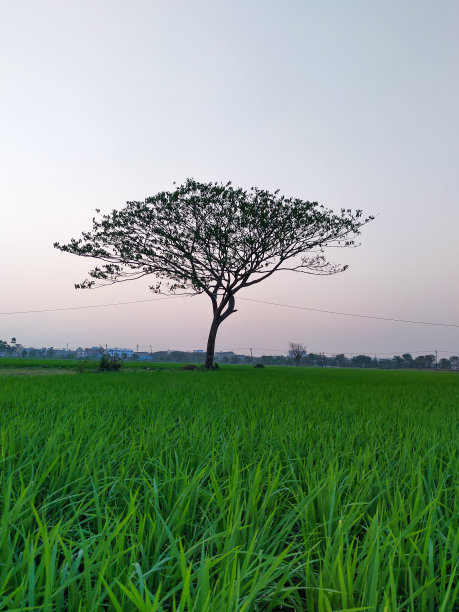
[218,347,286,352]
[1,293,458,330]
[239,297,459,329]
[0,295,185,315]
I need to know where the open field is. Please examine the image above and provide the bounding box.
[0,368,76,377]
[0,367,458,610]
[0,358,182,372]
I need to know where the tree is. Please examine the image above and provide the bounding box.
[289,342,306,367]
[8,338,24,357]
[54,179,373,369]
[402,353,413,368]
[333,353,347,368]
[413,354,435,369]
[351,354,373,368]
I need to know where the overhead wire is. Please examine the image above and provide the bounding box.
[238,297,459,329]
[0,295,185,315]
[1,293,458,329]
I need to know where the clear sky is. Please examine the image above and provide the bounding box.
[1,0,458,357]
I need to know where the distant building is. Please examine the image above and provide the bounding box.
[107,348,134,358]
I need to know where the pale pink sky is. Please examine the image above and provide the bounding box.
[1,1,458,357]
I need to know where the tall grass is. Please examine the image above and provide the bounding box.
[0,368,457,610]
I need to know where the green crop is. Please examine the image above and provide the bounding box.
[0,367,457,610]
[0,358,182,371]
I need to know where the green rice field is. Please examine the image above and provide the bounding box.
[0,366,458,610]
[0,358,181,372]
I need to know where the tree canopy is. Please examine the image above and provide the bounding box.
[289,342,307,367]
[54,179,373,368]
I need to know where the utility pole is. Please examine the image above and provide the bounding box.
[250,348,253,365]
[435,350,438,369]
[136,344,139,353]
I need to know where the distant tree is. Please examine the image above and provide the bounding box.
[289,342,306,367]
[21,348,27,358]
[402,353,413,368]
[438,358,451,370]
[305,352,321,366]
[8,338,24,357]
[392,355,404,369]
[46,347,55,359]
[413,354,435,369]
[54,179,372,369]
[8,338,18,357]
[170,350,186,363]
[98,353,123,372]
[351,354,373,368]
[334,353,348,368]
[450,356,459,370]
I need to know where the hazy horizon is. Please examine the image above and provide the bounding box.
[1,1,458,358]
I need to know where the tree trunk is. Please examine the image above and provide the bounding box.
[205,317,220,370]
[204,293,237,370]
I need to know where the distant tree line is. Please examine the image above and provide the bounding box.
[1,339,457,370]
[252,351,458,370]
[287,352,458,370]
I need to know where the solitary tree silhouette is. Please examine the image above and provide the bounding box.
[54,179,373,368]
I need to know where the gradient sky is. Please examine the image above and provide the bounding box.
[1,0,458,357]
